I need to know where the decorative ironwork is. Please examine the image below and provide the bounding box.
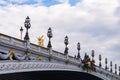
[24,16,31,41]
[47,27,53,49]
[77,42,80,59]
[115,64,117,74]
[64,36,69,55]
[110,61,112,72]
[99,54,102,68]
[105,58,107,70]
[20,27,23,40]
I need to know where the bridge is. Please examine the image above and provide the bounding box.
[0,16,120,80]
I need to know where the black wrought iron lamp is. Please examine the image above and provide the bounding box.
[91,50,95,61]
[105,58,108,70]
[24,16,31,41]
[110,61,112,72]
[119,66,120,76]
[64,36,69,55]
[20,26,23,40]
[115,64,117,74]
[77,42,80,59]
[47,27,53,49]
[99,54,102,68]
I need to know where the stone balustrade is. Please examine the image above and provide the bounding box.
[0,33,120,80]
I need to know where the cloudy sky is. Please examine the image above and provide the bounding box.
[0,0,120,72]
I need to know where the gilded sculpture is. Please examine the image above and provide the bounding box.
[38,35,44,47]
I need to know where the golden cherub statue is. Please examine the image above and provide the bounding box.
[38,35,44,47]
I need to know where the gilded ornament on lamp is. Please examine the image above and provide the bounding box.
[38,35,44,47]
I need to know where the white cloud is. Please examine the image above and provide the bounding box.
[0,0,120,68]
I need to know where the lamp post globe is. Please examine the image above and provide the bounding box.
[77,42,80,51]
[47,27,53,49]
[64,36,69,55]
[24,16,31,30]
[64,36,68,46]
[47,27,53,39]
[24,16,31,41]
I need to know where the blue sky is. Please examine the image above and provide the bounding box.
[0,0,119,71]
[0,0,81,6]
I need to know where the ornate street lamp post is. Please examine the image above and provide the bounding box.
[24,16,31,42]
[20,26,23,40]
[91,50,94,61]
[119,66,120,76]
[77,42,80,59]
[99,54,102,68]
[47,27,53,61]
[115,64,117,74]
[110,61,113,72]
[23,16,31,57]
[105,58,108,70]
[47,27,53,49]
[64,36,69,56]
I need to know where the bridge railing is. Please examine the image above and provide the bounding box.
[0,33,25,48]
[13,39,25,48]
[1,33,120,80]
[0,33,74,61]
[96,66,120,80]
[52,50,66,59]
[0,34,11,44]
